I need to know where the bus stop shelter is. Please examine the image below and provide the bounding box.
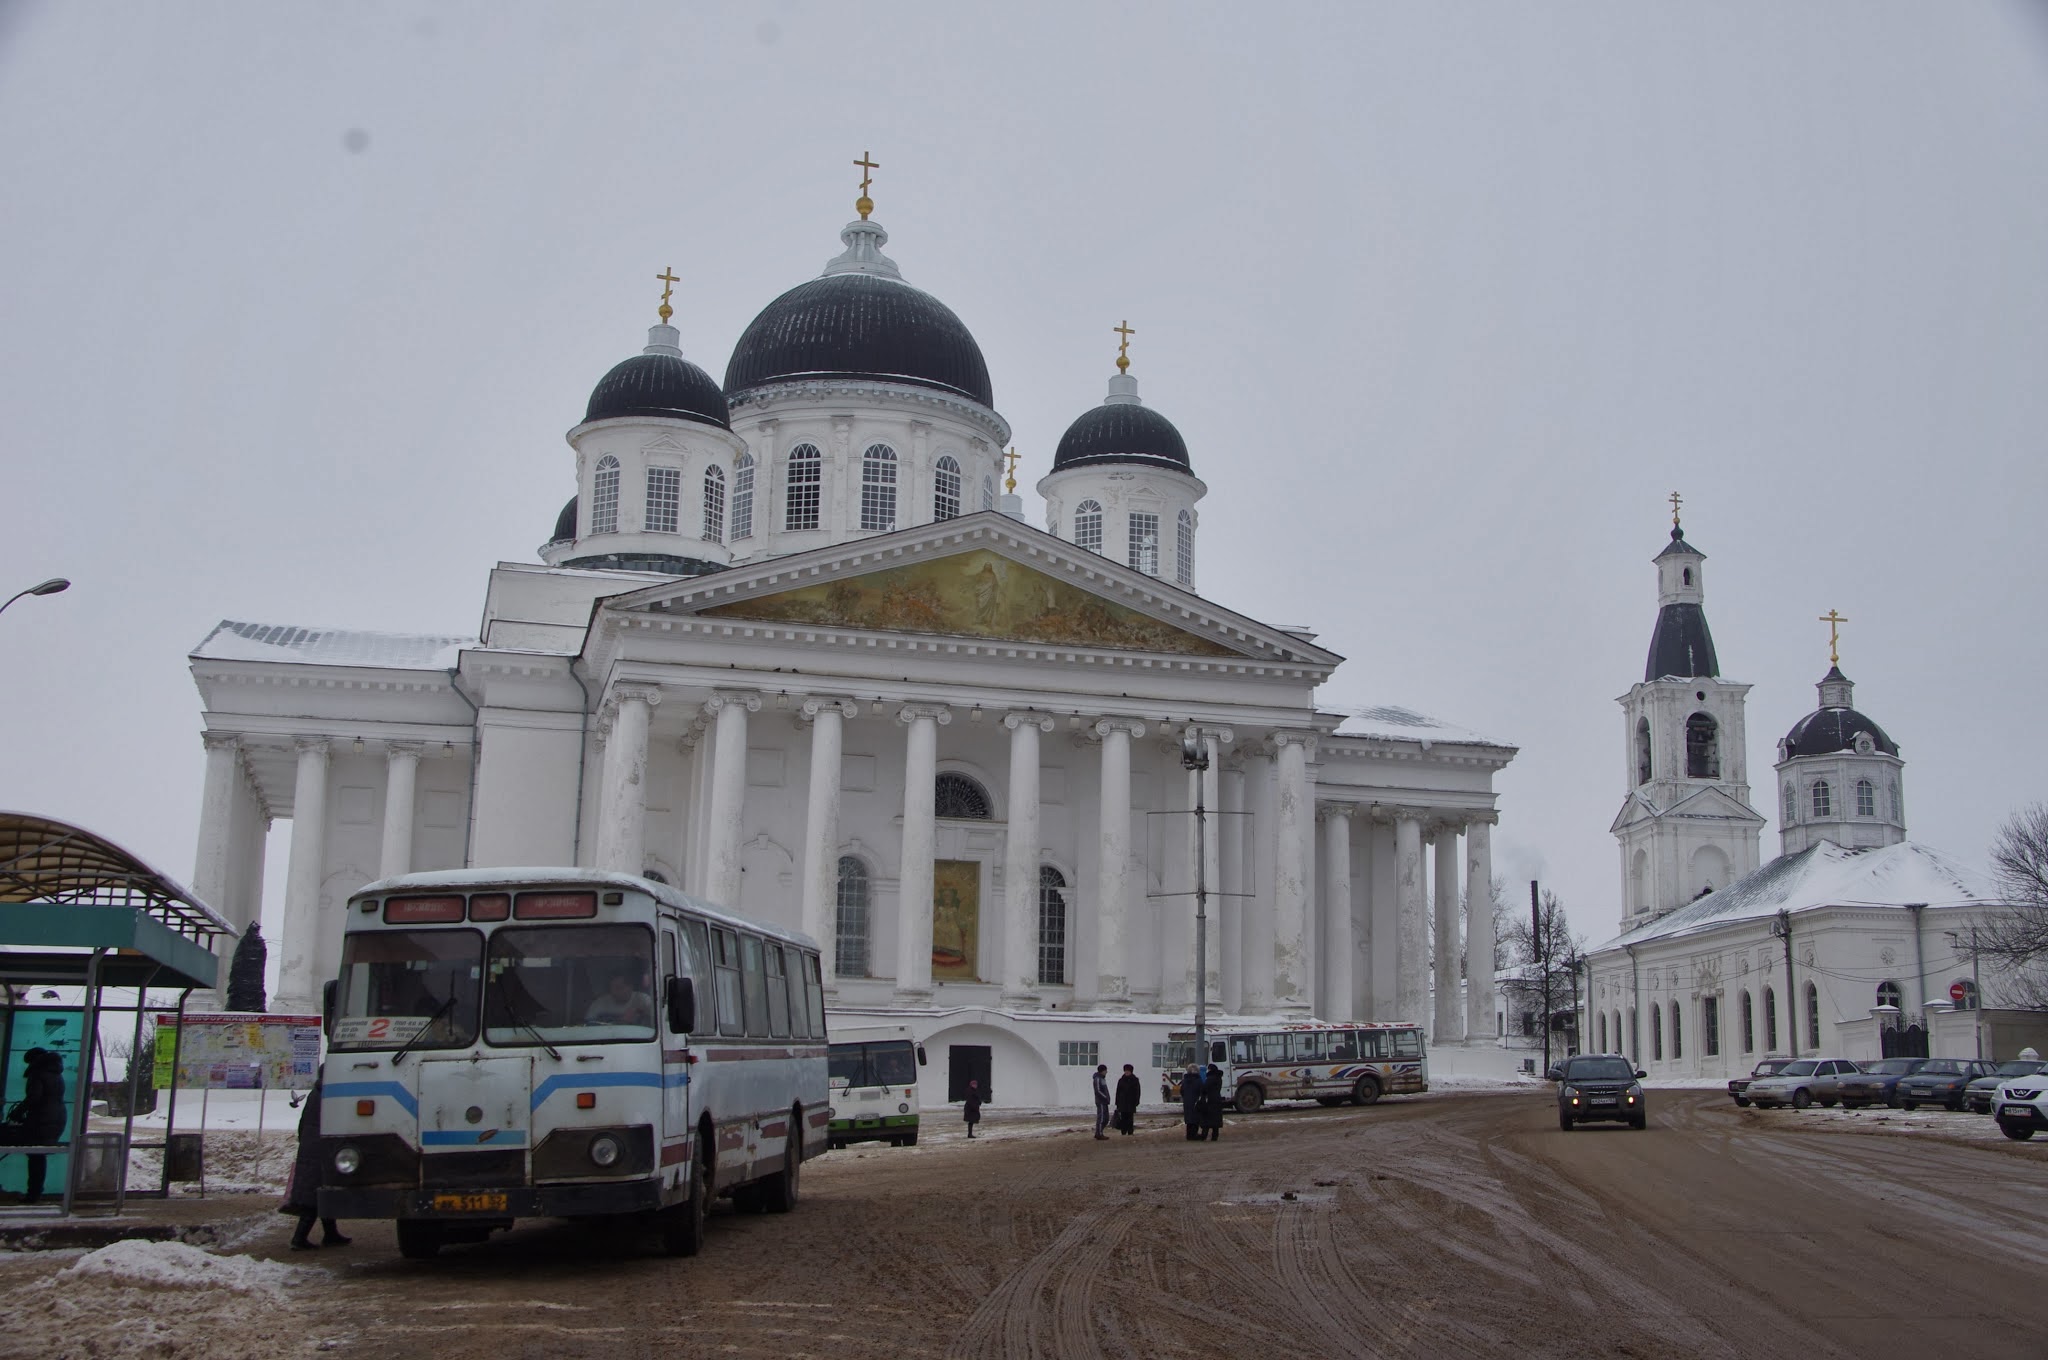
[0,811,229,1217]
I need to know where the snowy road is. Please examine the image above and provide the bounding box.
[8,1089,2048,1359]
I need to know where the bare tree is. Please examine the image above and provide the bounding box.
[1969,804,2048,1010]
[1501,890,1586,1068]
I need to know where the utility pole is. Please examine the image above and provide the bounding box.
[1774,909,1797,1058]
[1533,880,1550,1075]
[1181,729,1211,1065]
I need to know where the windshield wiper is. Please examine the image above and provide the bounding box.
[493,992,563,1059]
[391,994,456,1067]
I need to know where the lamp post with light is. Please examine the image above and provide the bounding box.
[0,578,68,618]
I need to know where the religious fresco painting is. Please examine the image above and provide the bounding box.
[931,859,981,981]
[699,549,1239,657]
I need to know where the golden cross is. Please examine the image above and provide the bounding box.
[655,266,679,324]
[854,151,880,219]
[1669,490,1683,526]
[1819,609,1848,666]
[1004,446,1020,493]
[1114,320,1135,374]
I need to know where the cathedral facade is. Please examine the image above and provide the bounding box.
[187,185,1516,1106]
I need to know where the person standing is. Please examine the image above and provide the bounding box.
[1200,1062,1226,1141]
[1179,1062,1202,1141]
[13,1049,66,1204]
[1113,1063,1142,1136]
[281,1070,350,1249]
[1091,1064,1111,1140]
[963,1078,983,1139]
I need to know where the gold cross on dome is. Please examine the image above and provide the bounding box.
[1819,609,1848,666]
[854,151,880,219]
[1114,320,1135,373]
[655,266,680,324]
[1669,490,1683,526]
[1004,446,1020,493]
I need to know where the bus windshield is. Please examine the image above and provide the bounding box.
[484,924,657,1045]
[331,929,483,1051]
[829,1041,918,1089]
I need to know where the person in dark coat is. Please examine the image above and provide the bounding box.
[281,1071,349,1249]
[1113,1064,1142,1136]
[1091,1064,1111,1140]
[962,1079,983,1138]
[1200,1063,1226,1140]
[11,1049,67,1203]
[1179,1063,1202,1140]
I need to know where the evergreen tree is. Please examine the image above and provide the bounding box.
[226,921,268,1012]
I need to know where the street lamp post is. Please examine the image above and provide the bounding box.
[0,578,69,618]
[1181,728,1212,1066]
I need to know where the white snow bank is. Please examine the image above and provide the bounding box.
[60,1239,313,1294]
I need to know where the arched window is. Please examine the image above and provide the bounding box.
[591,455,621,535]
[1129,511,1160,576]
[1037,866,1069,986]
[1876,980,1901,1009]
[646,466,681,534]
[1784,783,1796,822]
[1596,1011,1607,1052]
[1740,991,1754,1052]
[1670,1001,1683,1059]
[785,443,821,531]
[835,856,870,977]
[1176,509,1194,587]
[933,455,961,522]
[1650,1004,1663,1060]
[860,443,897,530]
[1685,712,1720,778]
[1702,995,1719,1056]
[934,772,992,820]
[1805,982,1821,1048]
[1074,499,1103,554]
[1636,718,1653,785]
[1615,1010,1625,1058]
[1856,779,1875,817]
[1953,978,1979,1012]
[1764,987,1778,1051]
[702,464,726,542]
[981,476,994,512]
[731,453,755,540]
[1811,780,1832,818]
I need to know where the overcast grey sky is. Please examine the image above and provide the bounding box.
[3,1,2045,944]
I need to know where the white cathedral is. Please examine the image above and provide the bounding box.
[185,180,1517,1106]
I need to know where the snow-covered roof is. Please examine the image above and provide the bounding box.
[1595,840,2004,952]
[1319,702,1511,749]
[191,620,473,670]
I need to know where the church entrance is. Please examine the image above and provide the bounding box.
[948,1045,992,1102]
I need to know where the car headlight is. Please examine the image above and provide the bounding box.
[333,1145,361,1176]
[898,1102,910,1114]
[588,1134,622,1168]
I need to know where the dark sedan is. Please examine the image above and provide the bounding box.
[1897,1058,1999,1111]
[1967,1060,2048,1114]
[1837,1058,1929,1108]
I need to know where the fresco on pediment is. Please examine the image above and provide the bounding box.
[698,549,1239,656]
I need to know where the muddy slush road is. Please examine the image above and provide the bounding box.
[253,1091,2048,1358]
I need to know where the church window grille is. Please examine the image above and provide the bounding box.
[645,466,681,534]
[1811,780,1832,818]
[1038,866,1069,986]
[591,456,621,535]
[1764,988,1778,1051]
[982,476,994,512]
[732,454,755,540]
[1876,980,1901,1009]
[1074,500,1103,554]
[1636,719,1653,785]
[934,455,961,522]
[1670,1001,1682,1059]
[1856,779,1875,817]
[1129,511,1160,576]
[1650,1005,1662,1060]
[1805,982,1820,1047]
[935,772,992,820]
[860,444,898,531]
[1685,712,1720,779]
[701,464,725,542]
[785,444,821,531]
[834,856,870,977]
[1176,510,1194,587]
[1740,991,1754,1052]
[1702,995,1720,1056]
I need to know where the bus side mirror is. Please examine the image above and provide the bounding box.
[916,1043,928,1067]
[321,980,337,1037]
[666,976,696,1034]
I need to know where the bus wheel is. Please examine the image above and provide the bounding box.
[1351,1076,1382,1107]
[763,1129,801,1214]
[902,1129,919,1147]
[396,1221,443,1261]
[662,1163,710,1256]
[1234,1083,1265,1115]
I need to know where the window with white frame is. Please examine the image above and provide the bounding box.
[731,453,755,540]
[1856,779,1875,817]
[1741,991,1754,1052]
[1057,1040,1099,1067]
[591,455,621,534]
[860,444,897,530]
[981,476,994,512]
[1038,866,1069,986]
[834,856,870,977]
[1764,987,1778,1050]
[645,465,681,534]
[1176,509,1193,586]
[1811,780,1832,818]
[1876,980,1901,1008]
[1805,982,1821,1046]
[785,443,821,531]
[1670,1000,1682,1059]
[1074,500,1102,554]
[934,455,961,521]
[702,464,725,541]
[1784,783,1796,820]
[1702,994,1720,1056]
[1129,511,1160,576]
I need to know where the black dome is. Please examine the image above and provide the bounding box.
[1645,603,1719,681]
[551,496,577,543]
[585,353,731,429]
[724,274,993,408]
[1783,707,1899,758]
[1052,402,1191,472]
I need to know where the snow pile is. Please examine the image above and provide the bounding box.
[62,1239,311,1294]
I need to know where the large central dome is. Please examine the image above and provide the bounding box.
[723,218,993,409]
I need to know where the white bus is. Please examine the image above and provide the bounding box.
[826,1024,926,1148]
[316,869,828,1260]
[1166,1022,1430,1113]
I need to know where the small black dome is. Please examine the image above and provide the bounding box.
[551,496,577,543]
[724,274,993,408]
[1783,707,1899,757]
[585,353,731,429]
[1052,402,1191,473]
[1645,603,1719,681]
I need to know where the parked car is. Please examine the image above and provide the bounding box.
[1745,1058,1862,1109]
[1965,1060,2048,1114]
[1555,1053,1648,1131]
[1994,1076,2048,1141]
[1897,1058,1998,1111]
[1729,1058,1793,1107]
[1837,1057,1930,1108]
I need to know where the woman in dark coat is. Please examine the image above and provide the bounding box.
[962,1079,983,1138]
[1200,1063,1225,1141]
[1113,1064,1142,1136]
[281,1071,349,1249]
[1179,1063,1202,1140]
[15,1049,67,1204]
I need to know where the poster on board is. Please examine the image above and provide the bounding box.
[152,1013,322,1090]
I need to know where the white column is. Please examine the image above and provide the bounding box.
[597,682,663,877]
[1271,731,1316,1015]
[1218,759,1246,1013]
[895,704,951,1002]
[1394,812,1426,1024]
[1465,817,1496,1044]
[1434,824,1463,1042]
[1092,717,1144,1009]
[379,742,424,880]
[192,732,240,918]
[1321,806,1353,1022]
[277,736,331,1012]
[800,698,857,987]
[1001,712,1055,1005]
[1241,747,1277,1013]
[702,690,757,904]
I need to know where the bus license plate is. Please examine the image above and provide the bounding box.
[430,1192,507,1212]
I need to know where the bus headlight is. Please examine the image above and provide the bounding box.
[588,1134,623,1168]
[898,1102,910,1114]
[333,1145,361,1176]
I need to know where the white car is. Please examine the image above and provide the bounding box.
[1994,1077,2048,1141]
[1744,1058,1861,1110]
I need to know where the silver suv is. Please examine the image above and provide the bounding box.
[1744,1058,1861,1109]
[1995,1077,2048,1141]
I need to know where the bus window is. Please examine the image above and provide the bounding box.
[484,924,655,1045]
[784,947,809,1039]
[1292,1032,1328,1062]
[1327,1030,1359,1061]
[1231,1036,1256,1065]
[713,929,744,1036]
[803,954,826,1040]
[1258,1033,1289,1064]
[331,929,482,1051]
[765,945,791,1037]
[684,919,713,1030]
[741,935,769,1036]
[1358,1030,1386,1060]
[1390,1028,1423,1060]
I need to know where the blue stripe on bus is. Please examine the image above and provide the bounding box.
[325,1081,420,1118]
[421,1129,529,1147]
[530,1070,687,1110]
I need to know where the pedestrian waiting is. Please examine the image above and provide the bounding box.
[1092,1063,1111,1140]
[1113,1064,1141,1136]
[1180,1062,1202,1140]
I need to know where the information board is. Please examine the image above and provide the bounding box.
[152,1013,322,1090]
